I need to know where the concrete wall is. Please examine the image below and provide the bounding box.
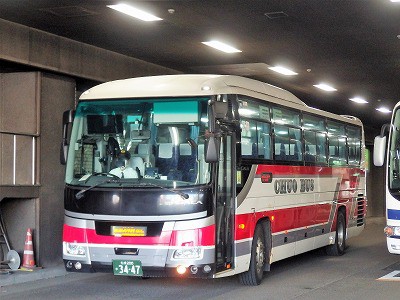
[367,145,386,217]
[0,72,75,266]
[38,73,76,266]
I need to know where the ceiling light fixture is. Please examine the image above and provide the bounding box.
[268,66,298,76]
[390,0,400,2]
[202,41,242,53]
[313,83,337,92]
[107,4,162,22]
[349,97,368,104]
[376,107,392,113]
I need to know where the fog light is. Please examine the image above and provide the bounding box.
[66,261,73,269]
[384,226,394,237]
[176,265,187,275]
[190,265,198,274]
[384,225,400,237]
[203,265,211,273]
[75,262,82,270]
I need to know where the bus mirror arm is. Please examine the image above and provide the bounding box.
[60,109,75,165]
[205,133,220,163]
[379,123,391,137]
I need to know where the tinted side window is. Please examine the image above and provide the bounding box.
[274,125,302,162]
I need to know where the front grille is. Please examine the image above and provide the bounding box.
[356,195,366,226]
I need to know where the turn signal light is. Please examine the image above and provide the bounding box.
[176,265,187,275]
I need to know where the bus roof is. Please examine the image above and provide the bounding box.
[80,74,305,105]
[80,74,362,127]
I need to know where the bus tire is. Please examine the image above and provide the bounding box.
[326,210,346,256]
[239,224,266,286]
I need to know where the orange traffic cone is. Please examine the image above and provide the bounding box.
[22,228,36,268]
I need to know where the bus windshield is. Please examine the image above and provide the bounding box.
[65,97,211,188]
[389,108,400,192]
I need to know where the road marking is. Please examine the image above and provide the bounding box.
[377,270,400,281]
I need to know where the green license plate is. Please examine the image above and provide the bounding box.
[113,260,143,276]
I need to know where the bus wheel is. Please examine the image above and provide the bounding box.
[326,210,346,256]
[239,224,266,285]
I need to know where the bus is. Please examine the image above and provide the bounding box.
[61,74,367,285]
[374,104,400,254]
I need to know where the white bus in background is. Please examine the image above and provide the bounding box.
[374,104,400,254]
[61,74,367,285]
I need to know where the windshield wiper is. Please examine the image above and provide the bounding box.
[82,172,120,184]
[136,182,189,199]
[75,178,121,200]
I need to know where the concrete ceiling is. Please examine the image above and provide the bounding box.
[1,0,400,133]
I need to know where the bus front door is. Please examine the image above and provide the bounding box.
[215,133,235,272]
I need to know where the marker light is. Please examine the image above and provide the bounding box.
[238,223,245,230]
[190,265,198,274]
[203,265,212,273]
[74,262,82,270]
[176,265,187,275]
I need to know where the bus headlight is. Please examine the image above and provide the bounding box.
[384,226,400,237]
[65,242,86,256]
[173,247,202,260]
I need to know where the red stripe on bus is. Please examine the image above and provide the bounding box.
[63,224,215,247]
[235,203,332,241]
[256,165,365,177]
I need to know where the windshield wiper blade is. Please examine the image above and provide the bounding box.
[83,172,120,183]
[75,179,121,200]
[138,182,189,199]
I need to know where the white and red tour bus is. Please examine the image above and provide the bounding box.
[60,74,367,285]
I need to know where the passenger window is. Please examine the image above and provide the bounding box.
[329,136,347,165]
[257,122,272,159]
[274,125,302,162]
[327,120,346,136]
[347,126,361,165]
[304,131,317,163]
[303,114,325,131]
[272,107,300,126]
[316,133,328,164]
[238,98,270,121]
[241,119,257,157]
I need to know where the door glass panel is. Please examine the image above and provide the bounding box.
[216,134,234,270]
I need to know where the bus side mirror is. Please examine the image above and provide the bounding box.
[373,123,390,167]
[60,109,75,165]
[205,135,220,163]
[373,135,387,167]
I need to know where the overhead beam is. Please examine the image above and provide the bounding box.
[0,18,180,82]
